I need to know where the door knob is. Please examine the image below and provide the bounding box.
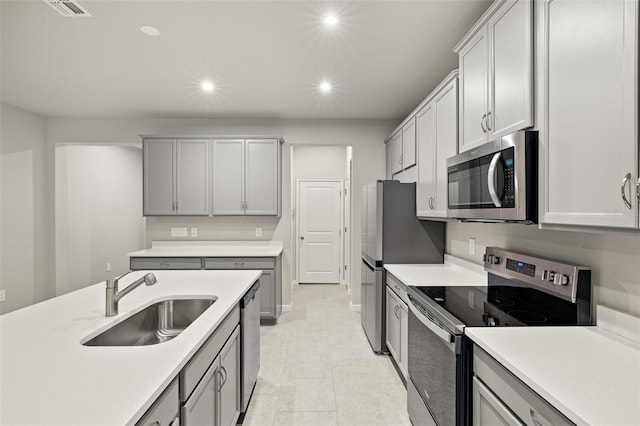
[300,236,305,240]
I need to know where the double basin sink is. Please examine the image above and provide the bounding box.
[84,297,217,346]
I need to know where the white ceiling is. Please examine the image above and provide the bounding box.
[1,0,491,120]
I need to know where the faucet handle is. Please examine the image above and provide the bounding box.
[144,273,157,286]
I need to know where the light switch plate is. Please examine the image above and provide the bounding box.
[171,227,188,238]
[0,290,6,302]
[256,227,262,237]
[469,238,476,256]
[106,262,111,272]
[191,227,198,237]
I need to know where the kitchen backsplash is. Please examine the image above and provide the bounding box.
[446,221,640,318]
[145,216,282,245]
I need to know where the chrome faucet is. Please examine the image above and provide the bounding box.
[105,271,157,316]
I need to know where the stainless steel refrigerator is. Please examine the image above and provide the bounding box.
[361,180,444,353]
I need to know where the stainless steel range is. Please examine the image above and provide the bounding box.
[406,247,592,426]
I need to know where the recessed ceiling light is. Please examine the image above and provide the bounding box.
[201,80,215,93]
[323,13,338,27]
[140,26,160,37]
[319,81,332,94]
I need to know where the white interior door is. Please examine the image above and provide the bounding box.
[298,180,342,284]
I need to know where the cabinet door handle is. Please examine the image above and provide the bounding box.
[530,408,550,426]
[234,262,245,267]
[481,114,487,133]
[621,173,632,209]
[218,366,228,391]
[486,111,492,131]
[394,304,400,319]
[160,262,170,268]
[636,177,640,203]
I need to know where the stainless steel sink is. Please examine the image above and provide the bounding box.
[83,297,217,346]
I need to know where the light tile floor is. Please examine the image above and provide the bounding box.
[243,284,411,426]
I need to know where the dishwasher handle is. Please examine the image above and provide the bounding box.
[242,281,261,306]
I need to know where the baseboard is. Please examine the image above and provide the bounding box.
[349,303,361,312]
[282,304,292,312]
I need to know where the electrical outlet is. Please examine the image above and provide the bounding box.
[469,238,476,256]
[171,227,188,238]
[256,227,262,237]
[191,227,198,237]
[0,290,6,302]
[106,262,111,272]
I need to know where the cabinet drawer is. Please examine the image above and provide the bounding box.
[136,378,179,426]
[205,257,275,270]
[386,273,409,306]
[130,257,203,270]
[180,305,240,403]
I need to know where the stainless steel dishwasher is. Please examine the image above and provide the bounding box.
[240,280,260,416]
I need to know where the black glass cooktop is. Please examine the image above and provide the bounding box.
[412,279,582,328]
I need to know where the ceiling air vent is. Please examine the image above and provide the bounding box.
[43,0,92,17]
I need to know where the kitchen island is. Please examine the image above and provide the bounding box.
[0,269,260,426]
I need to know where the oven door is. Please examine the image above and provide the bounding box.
[407,297,459,426]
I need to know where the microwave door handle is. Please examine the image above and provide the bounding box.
[487,152,503,208]
[408,301,455,350]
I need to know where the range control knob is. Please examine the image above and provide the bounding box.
[553,273,569,286]
[492,256,501,265]
[542,270,555,282]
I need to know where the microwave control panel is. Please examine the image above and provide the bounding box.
[502,147,515,207]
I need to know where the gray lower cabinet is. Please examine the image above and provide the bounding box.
[136,379,180,426]
[135,303,242,426]
[473,346,573,426]
[182,326,240,426]
[130,255,282,324]
[204,256,281,325]
[385,276,408,381]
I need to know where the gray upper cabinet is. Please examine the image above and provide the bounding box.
[245,139,280,215]
[144,139,175,215]
[143,139,209,216]
[177,140,210,215]
[144,136,282,217]
[416,71,458,219]
[539,0,638,229]
[455,0,533,153]
[212,138,281,216]
[212,139,245,215]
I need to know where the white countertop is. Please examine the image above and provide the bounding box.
[465,326,640,426]
[0,270,260,426]
[384,255,487,287]
[127,240,284,258]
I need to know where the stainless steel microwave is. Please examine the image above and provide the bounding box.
[446,130,538,223]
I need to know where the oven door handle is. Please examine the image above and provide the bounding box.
[408,300,455,349]
[487,152,503,208]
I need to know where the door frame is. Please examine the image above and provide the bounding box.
[295,178,344,284]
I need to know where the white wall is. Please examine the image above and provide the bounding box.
[46,118,395,308]
[446,221,640,317]
[0,103,53,314]
[291,145,348,285]
[55,145,144,296]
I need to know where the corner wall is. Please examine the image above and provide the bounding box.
[46,118,396,309]
[0,103,53,314]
